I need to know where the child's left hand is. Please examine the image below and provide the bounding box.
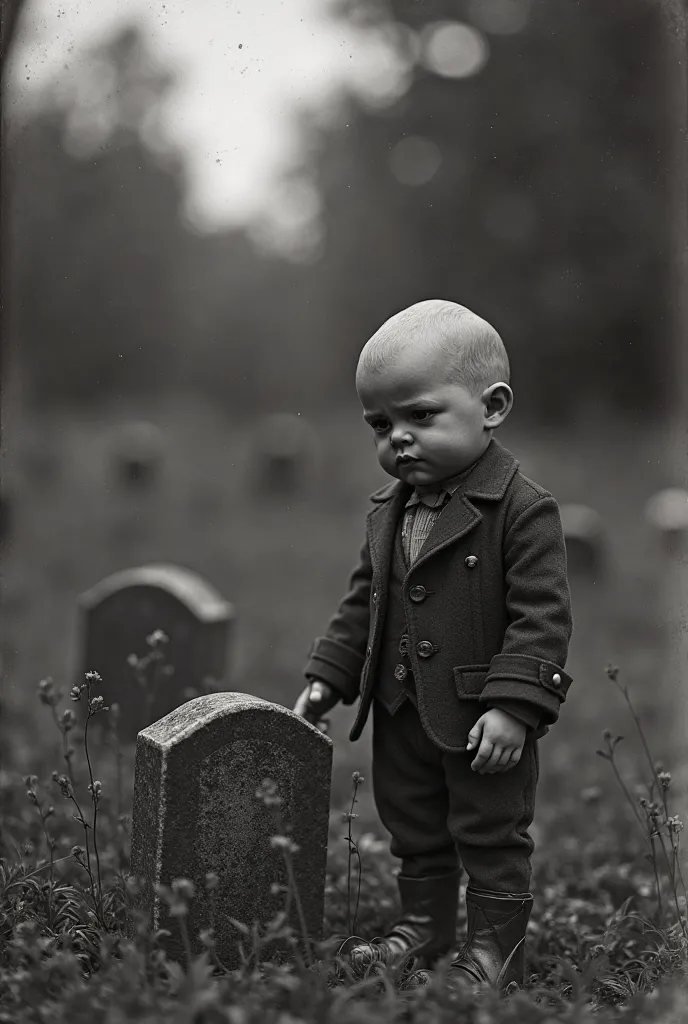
[466,709,526,774]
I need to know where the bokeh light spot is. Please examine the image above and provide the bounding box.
[390,136,442,186]
[421,22,489,80]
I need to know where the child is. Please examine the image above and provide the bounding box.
[293,299,573,990]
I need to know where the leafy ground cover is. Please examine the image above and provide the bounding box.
[1,402,686,1020]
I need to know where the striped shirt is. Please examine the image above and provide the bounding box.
[400,469,471,565]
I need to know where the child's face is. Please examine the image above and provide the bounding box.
[357,346,501,487]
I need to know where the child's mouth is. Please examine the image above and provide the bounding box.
[396,453,421,467]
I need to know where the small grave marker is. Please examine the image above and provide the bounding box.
[111,421,165,488]
[253,413,313,494]
[560,503,606,578]
[129,692,332,969]
[77,565,234,742]
[645,488,688,555]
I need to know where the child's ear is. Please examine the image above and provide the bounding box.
[482,382,513,428]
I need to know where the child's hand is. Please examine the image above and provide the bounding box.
[292,680,339,733]
[466,708,526,774]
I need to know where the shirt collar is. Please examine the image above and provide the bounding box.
[404,462,477,510]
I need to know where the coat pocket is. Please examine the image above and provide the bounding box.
[448,665,490,751]
[453,665,490,700]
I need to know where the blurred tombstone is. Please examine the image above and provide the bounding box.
[252,413,314,495]
[645,488,688,556]
[110,421,165,489]
[560,504,606,579]
[129,692,332,969]
[77,565,234,743]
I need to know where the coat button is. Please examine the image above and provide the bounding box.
[366,646,372,657]
[409,585,428,603]
[372,590,378,603]
[465,555,478,569]
[417,640,434,658]
[552,672,562,687]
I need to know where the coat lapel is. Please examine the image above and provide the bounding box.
[364,439,520,577]
[366,479,411,584]
[411,439,520,569]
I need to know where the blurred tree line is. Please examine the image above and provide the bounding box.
[4,0,675,422]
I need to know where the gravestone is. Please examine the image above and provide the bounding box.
[253,413,313,495]
[560,503,606,578]
[77,565,234,743]
[645,488,688,556]
[111,421,165,488]
[129,692,332,969]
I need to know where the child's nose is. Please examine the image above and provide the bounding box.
[390,425,413,449]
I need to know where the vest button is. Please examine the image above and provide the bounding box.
[409,585,428,603]
[465,555,478,569]
[417,640,434,658]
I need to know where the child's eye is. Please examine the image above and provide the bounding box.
[412,410,435,422]
[370,419,390,433]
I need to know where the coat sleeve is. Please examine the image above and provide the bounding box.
[303,537,372,705]
[480,495,573,726]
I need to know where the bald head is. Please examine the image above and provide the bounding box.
[356,299,510,395]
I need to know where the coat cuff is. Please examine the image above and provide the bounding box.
[304,636,363,705]
[480,654,572,726]
[488,699,541,731]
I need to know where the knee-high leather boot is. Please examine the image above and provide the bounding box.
[404,887,533,992]
[340,869,460,977]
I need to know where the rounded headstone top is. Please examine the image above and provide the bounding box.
[138,691,333,751]
[111,420,165,455]
[560,504,605,538]
[645,488,688,533]
[78,564,233,622]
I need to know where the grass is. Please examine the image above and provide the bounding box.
[1,396,687,1019]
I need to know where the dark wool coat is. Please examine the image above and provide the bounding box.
[304,438,573,753]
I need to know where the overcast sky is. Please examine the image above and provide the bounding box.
[6,0,407,229]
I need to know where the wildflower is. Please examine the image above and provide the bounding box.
[89,695,105,711]
[668,816,684,834]
[341,811,359,823]
[605,664,619,681]
[171,878,196,900]
[127,654,139,668]
[147,630,169,648]
[88,780,102,800]
[205,872,219,892]
[601,728,612,741]
[38,678,59,706]
[61,709,76,731]
[70,686,83,702]
[71,845,86,860]
[639,796,649,809]
[269,836,300,855]
[53,773,73,799]
[351,771,365,785]
[657,771,672,790]
[85,671,102,684]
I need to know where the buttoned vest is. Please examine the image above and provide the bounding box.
[372,519,418,714]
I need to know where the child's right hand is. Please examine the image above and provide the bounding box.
[293,680,339,732]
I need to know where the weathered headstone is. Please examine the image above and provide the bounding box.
[129,693,332,969]
[111,421,165,488]
[253,413,313,495]
[77,565,234,742]
[560,503,606,578]
[645,488,688,556]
